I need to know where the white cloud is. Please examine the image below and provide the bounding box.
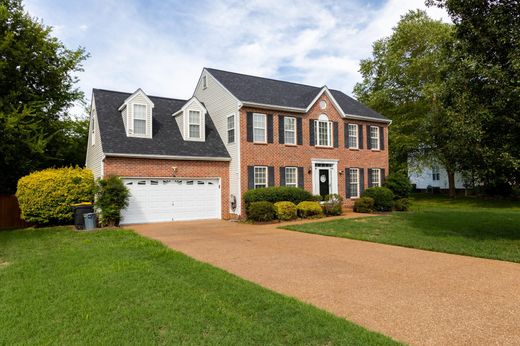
[24,0,450,117]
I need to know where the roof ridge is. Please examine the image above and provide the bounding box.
[205,67,322,90]
[93,88,187,102]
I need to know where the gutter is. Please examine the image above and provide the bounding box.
[105,153,231,162]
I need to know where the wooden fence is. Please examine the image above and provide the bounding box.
[0,195,31,229]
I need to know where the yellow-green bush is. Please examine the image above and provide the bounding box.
[273,201,297,221]
[296,201,323,218]
[16,167,95,225]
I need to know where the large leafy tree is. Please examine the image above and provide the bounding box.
[354,10,471,196]
[427,0,520,193]
[0,0,88,194]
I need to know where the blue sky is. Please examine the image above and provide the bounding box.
[25,0,449,116]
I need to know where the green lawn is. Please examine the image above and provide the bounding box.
[283,194,520,263]
[0,227,397,345]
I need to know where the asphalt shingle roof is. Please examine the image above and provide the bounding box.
[206,68,389,122]
[93,89,230,158]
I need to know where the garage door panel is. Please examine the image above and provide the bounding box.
[120,178,221,224]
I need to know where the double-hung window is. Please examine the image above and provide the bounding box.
[370,126,380,150]
[348,124,358,149]
[188,110,202,139]
[254,166,268,189]
[371,168,381,187]
[316,120,332,147]
[349,168,360,198]
[285,167,298,187]
[253,113,266,143]
[432,165,440,181]
[133,104,147,135]
[284,117,296,145]
[227,114,235,143]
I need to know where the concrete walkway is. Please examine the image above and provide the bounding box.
[130,217,520,345]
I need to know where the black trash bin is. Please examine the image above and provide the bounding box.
[73,205,94,230]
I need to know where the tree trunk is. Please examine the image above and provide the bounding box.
[447,170,456,198]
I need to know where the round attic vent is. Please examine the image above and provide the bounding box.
[320,100,327,109]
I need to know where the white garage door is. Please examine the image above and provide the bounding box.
[120,178,221,224]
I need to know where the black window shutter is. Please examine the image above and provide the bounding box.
[366,125,371,149]
[345,167,351,198]
[309,119,315,146]
[268,166,275,186]
[278,116,285,144]
[381,168,386,185]
[246,113,253,142]
[297,117,303,145]
[379,127,385,150]
[344,123,349,148]
[358,124,364,149]
[333,122,339,148]
[248,166,254,190]
[368,168,373,188]
[298,167,304,188]
[279,166,286,186]
[359,168,365,195]
[267,114,274,143]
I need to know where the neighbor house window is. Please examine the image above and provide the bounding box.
[133,104,147,135]
[285,167,297,187]
[316,119,332,147]
[348,124,358,149]
[91,117,95,145]
[349,168,360,198]
[188,110,201,139]
[284,117,296,145]
[432,165,440,181]
[254,166,267,189]
[227,114,235,143]
[371,168,381,187]
[370,126,380,150]
[253,113,266,143]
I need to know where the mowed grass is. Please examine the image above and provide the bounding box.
[0,227,397,345]
[284,194,520,263]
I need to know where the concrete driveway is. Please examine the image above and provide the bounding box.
[130,218,520,346]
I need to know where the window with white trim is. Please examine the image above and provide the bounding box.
[432,165,440,181]
[284,117,296,145]
[371,168,381,187]
[253,113,266,143]
[227,114,235,143]
[349,168,360,198]
[133,104,147,135]
[188,110,201,139]
[254,166,267,189]
[348,124,358,149]
[91,116,95,145]
[370,126,380,150]
[285,167,297,187]
[316,119,332,147]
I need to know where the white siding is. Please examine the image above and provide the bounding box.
[85,97,104,179]
[194,70,242,215]
[122,106,127,132]
[409,163,467,190]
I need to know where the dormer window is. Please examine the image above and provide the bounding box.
[133,104,147,135]
[188,110,201,139]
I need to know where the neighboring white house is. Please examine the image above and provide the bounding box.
[409,162,468,190]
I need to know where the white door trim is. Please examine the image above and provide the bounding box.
[311,159,338,196]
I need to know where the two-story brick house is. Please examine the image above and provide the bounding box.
[86,68,390,224]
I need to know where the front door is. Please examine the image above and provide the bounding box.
[319,169,330,196]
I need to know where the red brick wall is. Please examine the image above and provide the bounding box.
[104,157,231,219]
[239,93,389,212]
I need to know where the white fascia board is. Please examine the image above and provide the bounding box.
[105,153,231,161]
[343,113,392,124]
[240,101,307,113]
[201,69,242,104]
[172,96,207,116]
[118,88,155,111]
[305,87,344,115]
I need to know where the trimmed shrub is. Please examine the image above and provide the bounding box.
[243,187,313,208]
[273,201,297,221]
[297,201,323,218]
[353,197,375,213]
[95,176,130,226]
[362,187,394,211]
[384,172,413,198]
[310,195,323,202]
[322,194,343,216]
[393,198,410,211]
[247,201,276,222]
[16,167,95,225]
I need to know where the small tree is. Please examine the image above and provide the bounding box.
[95,176,129,227]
